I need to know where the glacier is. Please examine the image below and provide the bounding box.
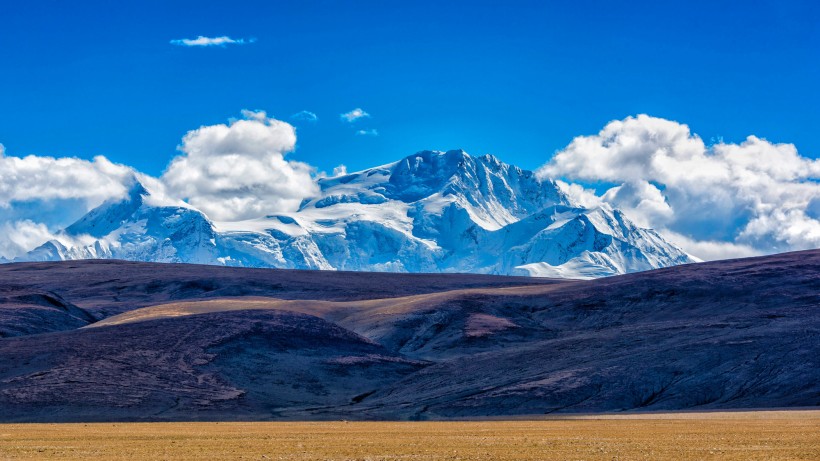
[14,150,696,278]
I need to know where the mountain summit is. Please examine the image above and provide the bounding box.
[16,151,695,278]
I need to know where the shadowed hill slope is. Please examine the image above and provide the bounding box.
[0,310,426,421]
[0,260,561,336]
[0,251,817,421]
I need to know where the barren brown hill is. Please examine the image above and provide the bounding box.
[0,250,818,421]
[0,260,559,337]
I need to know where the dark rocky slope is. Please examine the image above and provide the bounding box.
[0,251,817,421]
[0,260,558,335]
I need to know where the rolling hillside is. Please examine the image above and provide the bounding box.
[0,251,817,421]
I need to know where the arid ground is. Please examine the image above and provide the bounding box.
[0,411,818,460]
[1,251,819,421]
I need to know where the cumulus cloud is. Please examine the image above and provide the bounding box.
[0,220,58,260]
[340,108,370,122]
[0,111,323,257]
[161,110,319,221]
[0,148,139,258]
[170,36,255,47]
[661,230,761,262]
[539,114,820,260]
[553,180,603,209]
[4,112,816,264]
[290,110,318,123]
[0,152,133,209]
[355,129,378,136]
[600,180,674,229]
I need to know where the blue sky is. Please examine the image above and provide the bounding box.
[1,0,818,176]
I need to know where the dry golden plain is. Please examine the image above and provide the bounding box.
[0,411,818,460]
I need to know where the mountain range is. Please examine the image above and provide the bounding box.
[13,150,695,278]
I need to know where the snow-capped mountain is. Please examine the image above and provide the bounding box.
[15,150,696,278]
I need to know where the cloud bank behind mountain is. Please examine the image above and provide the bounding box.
[539,115,820,260]
[1,113,817,262]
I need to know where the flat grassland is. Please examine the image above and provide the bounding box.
[0,411,818,460]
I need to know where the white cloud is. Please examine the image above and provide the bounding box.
[554,180,603,209]
[332,165,348,176]
[600,180,674,229]
[355,129,378,136]
[170,36,255,47]
[0,220,58,260]
[290,110,318,123]
[161,110,319,221]
[340,108,370,123]
[661,230,761,262]
[0,151,133,209]
[539,114,820,260]
[3,113,816,264]
[0,147,139,259]
[0,111,322,257]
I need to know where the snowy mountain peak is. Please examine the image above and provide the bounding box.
[385,150,558,203]
[387,149,470,200]
[304,150,570,231]
[65,179,149,238]
[25,177,221,265]
[13,150,696,278]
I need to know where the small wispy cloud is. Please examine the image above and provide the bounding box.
[170,36,256,47]
[340,108,370,123]
[290,111,318,123]
[356,129,378,136]
[332,165,348,176]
